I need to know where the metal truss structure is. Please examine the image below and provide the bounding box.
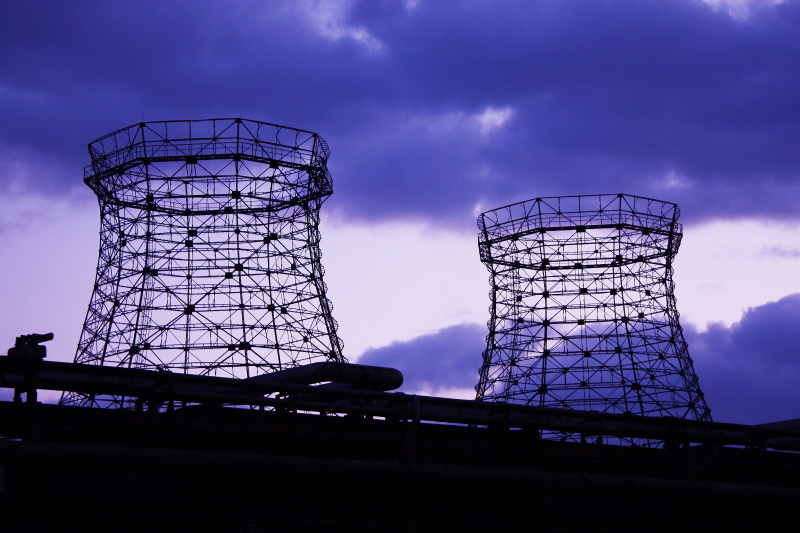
[475,194,710,443]
[62,118,345,408]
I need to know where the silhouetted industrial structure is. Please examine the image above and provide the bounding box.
[476,195,710,444]
[63,119,345,408]
[3,127,799,531]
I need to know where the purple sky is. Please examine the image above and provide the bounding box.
[1,0,799,424]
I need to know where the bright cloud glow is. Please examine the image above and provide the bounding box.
[301,0,383,52]
[407,106,515,140]
[474,106,514,136]
[659,169,693,190]
[701,0,787,20]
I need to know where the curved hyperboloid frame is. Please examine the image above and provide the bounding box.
[63,119,345,408]
[476,194,710,442]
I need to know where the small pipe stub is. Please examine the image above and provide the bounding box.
[7,332,54,359]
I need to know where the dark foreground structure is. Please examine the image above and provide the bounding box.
[2,343,800,532]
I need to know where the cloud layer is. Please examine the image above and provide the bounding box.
[358,323,485,395]
[1,0,800,228]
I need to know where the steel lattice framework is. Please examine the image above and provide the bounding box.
[63,118,345,408]
[475,194,710,442]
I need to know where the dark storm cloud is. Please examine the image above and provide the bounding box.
[358,323,485,394]
[686,293,800,424]
[2,0,800,226]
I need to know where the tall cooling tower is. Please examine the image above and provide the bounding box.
[63,118,345,408]
[476,194,710,443]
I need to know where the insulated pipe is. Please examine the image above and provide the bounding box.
[248,362,404,392]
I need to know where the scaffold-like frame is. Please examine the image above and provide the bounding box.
[63,118,345,408]
[475,194,710,441]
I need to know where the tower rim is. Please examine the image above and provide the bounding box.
[83,118,332,201]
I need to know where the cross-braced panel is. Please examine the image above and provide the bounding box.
[476,194,710,444]
[62,119,345,408]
